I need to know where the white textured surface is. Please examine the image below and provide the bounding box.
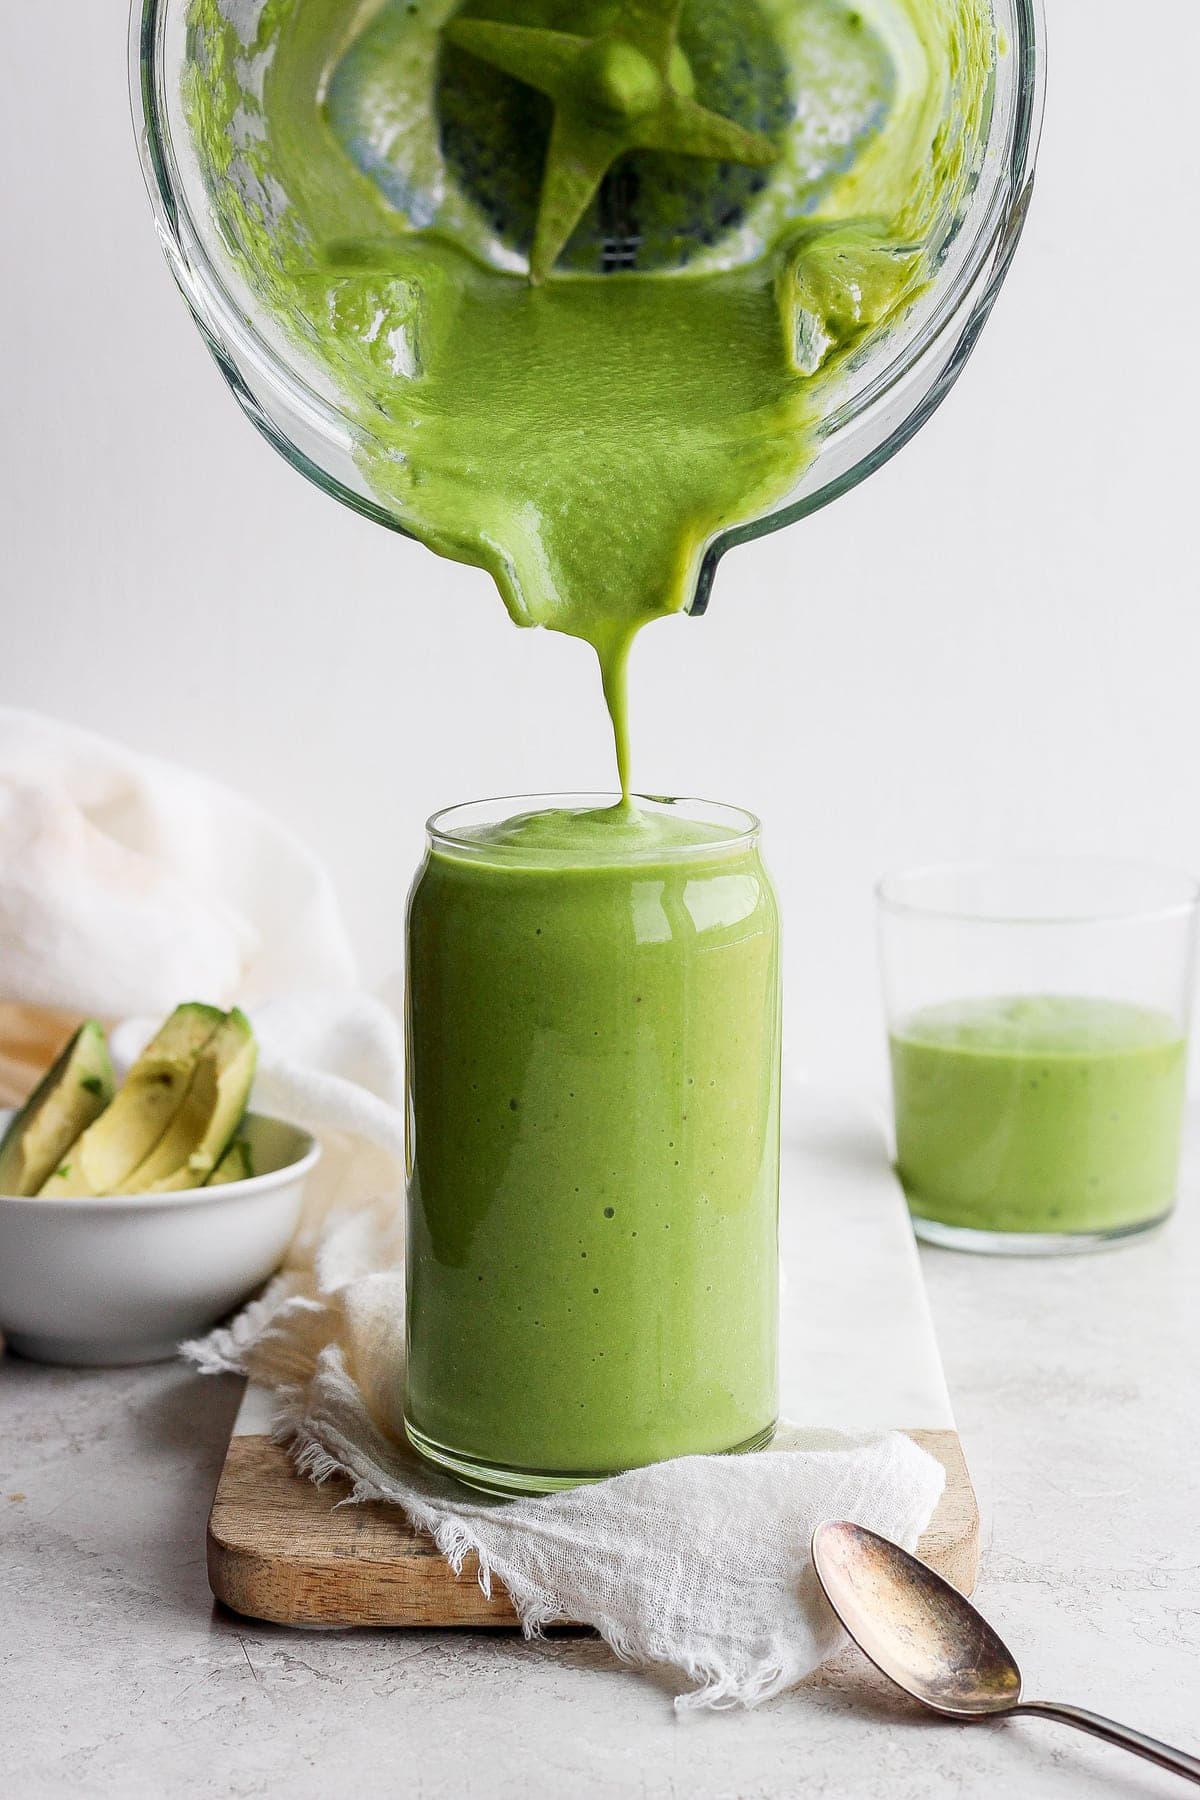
[3,1116,1198,1796]
[778,1089,952,1429]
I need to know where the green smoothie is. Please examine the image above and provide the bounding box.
[891,995,1188,1238]
[405,798,781,1485]
[185,0,996,788]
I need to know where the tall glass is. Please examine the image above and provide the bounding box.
[404,794,781,1495]
[878,859,1199,1255]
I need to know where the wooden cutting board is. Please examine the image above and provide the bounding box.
[207,1090,980,1627]
[210,1424,975,1628]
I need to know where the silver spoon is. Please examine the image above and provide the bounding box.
[812,1520,1200,1785]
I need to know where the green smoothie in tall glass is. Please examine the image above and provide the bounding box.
[405,798,780,1489]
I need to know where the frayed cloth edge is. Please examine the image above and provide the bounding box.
[269,1402,813,1710]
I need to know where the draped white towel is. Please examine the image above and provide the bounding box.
[0,707,945,1708]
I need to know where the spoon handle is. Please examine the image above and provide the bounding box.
[1014,1701,1200,1785]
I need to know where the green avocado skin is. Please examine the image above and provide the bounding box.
[207,1138,255,1186]
[0,1021,115,1198]
[38,1003,230,1198]
[123,1007,258,1194]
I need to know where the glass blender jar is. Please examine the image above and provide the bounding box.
[131,0,1045,613]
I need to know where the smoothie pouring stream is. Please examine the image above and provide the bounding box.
[184,0,997,785]
[160,0,1009,1486]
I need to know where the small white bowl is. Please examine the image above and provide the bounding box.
[0,1111,319,1366]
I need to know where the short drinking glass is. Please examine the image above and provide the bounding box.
[878,858,1199,1254]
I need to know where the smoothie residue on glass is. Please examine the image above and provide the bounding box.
[185,0,996,795]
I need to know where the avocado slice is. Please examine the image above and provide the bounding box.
[124,1009,257,1193]
[39,1003,225,1197]
[207,1137,255,1187]
[0,1021,115,1196]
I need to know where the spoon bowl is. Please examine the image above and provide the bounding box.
[812,1520,1200,1785]
[813,1519,1021,1718]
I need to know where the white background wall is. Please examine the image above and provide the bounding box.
[2,2,1198,1088]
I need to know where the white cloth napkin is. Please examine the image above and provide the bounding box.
[0,707,946,1708]
[0,707,357,1014]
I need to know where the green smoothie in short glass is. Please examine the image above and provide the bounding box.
[890,995,1188,1242]
[405,796,781,1492]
